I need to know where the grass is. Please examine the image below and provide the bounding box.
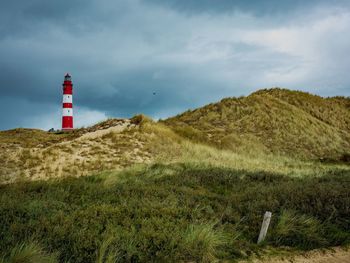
[0,163,349,262]
[0,88,349,261]
[0,242,58,263]
[95,236,118,263]
[0,128,75,148]
[271,210,328,249]
[182,222,230,262]
[142,122,350,178]
[0,121,153,183]
[1,88,349,184]
[164,88,350,160]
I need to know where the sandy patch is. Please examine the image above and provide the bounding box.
[77,120,132,141]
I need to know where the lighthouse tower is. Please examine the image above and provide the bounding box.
[62,73,74,130]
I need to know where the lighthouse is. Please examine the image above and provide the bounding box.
[62,73,74,130]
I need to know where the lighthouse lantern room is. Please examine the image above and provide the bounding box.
[62,73,74,130]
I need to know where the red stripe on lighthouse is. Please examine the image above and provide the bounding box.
[63,88,73,95]
[62,116,73,129]
[63,103,73,108]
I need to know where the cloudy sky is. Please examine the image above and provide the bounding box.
[1,0,350,130]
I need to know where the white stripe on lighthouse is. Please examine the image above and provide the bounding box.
[63,94,73,103]
[62,108,73,116]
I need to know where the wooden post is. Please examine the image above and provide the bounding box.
[257,211,272,244]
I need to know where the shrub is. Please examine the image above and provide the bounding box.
[271,210,328,249]
[95,236,118,263]
[0,242,58,263]
[181,223,229,263]
[130,115,153,126]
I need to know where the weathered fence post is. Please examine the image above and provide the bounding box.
[257,211,272,244]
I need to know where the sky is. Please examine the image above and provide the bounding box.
[0,0,350,130]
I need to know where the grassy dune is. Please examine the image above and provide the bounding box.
[142,121,350,178]
[0,119,151,183]
[165,88,350,160]
[0,89,349,262]
[1,125,349,262]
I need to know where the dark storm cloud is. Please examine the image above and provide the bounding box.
[0,0,132,39]
[79,65,231,117]
[143,0,350,15]
[0,0,349,130]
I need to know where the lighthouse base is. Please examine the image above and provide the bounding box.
[62,116,74,130]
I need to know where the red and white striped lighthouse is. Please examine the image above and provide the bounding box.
[62,73,74,130]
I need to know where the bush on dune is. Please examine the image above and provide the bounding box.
[271,210,327,249]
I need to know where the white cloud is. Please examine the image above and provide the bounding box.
[238,9,350,88]
[74,107,109,128]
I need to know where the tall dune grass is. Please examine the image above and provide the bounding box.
[0,242,57,263]
[142,122,350,178]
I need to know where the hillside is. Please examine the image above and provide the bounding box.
[1,88,350,184]
[164,88,350,160]
[0,88,350,262]
[0,118,153,183]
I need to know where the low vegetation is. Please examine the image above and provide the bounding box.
[0,163,349,262]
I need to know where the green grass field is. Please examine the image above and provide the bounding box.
[0,162,349,262]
